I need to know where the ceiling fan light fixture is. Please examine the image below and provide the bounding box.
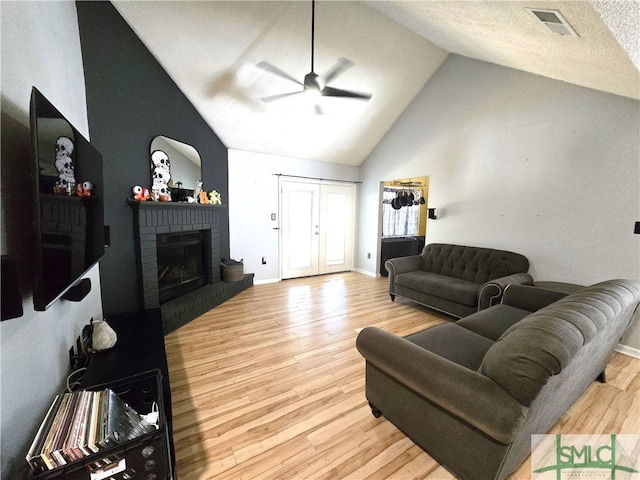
[257,0,371,113]
[304,86,322,98]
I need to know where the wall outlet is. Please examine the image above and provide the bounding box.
[367,253,371,259]
[271,213,276,221]
[262,256,267,265]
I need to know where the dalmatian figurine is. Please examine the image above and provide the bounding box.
[150,150,171,198]
[55,136,76,186]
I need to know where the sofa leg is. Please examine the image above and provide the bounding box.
[390,294,395,302]
[369,402,383,418]
[597,370,606,383]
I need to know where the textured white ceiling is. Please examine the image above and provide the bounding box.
[366,1,639,100]
[113,1,639,167]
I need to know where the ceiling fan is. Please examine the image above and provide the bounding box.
[257,0,372,114]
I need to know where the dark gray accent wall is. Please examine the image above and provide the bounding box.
[75,1,229,316]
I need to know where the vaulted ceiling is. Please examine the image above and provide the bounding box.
[112,1,639,166]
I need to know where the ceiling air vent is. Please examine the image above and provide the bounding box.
[527,8,579,37]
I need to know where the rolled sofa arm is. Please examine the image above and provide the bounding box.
[384,255,423,295]
[478,272,534,311]
[356,326,527,444]
[502,284,569,312]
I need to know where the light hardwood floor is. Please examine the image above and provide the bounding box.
[165,272,640,479]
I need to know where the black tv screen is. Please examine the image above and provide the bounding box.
[30,87,104,311]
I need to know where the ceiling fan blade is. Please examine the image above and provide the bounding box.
[256,61,303,86]
[260,91,303,103]
[321,57,353,85]
[321,86,372,100]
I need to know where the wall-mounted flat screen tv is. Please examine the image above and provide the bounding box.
[30,87,104,311]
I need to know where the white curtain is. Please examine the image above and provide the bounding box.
[382,188,420,237]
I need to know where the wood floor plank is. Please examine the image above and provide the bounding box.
[385,447,442,480]
[271,430,372,480]
[341,437,418,480]
[223,435,314,480]
[165,272,640,479]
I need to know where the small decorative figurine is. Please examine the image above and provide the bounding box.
[194,180,203,202]
[150,150,171,199]
[199,191,209,204]
[76,181,93,197]
[132,185,150,202]
[55,136,76,187]
[209,190,222,205]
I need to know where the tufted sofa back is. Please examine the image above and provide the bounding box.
[421,244,530,285]
[480,279,640,407]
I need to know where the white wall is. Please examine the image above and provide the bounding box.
[0,2,104,477]
[357,55,640,350]
[228,149,360,283]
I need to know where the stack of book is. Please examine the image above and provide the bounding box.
[26,388,156,473]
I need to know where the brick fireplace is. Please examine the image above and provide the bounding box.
[128,200,252,333]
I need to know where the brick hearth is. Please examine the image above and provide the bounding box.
[128,200,252,333]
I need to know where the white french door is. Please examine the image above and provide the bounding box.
[280,178,355,280]
[281,180,320,279]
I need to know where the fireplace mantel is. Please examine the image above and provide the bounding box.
[127,198,227,217]
[128,200,252,333]
[127,199,227,210]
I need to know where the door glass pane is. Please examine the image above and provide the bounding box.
[324,192,346,265]
[288,190,314,269]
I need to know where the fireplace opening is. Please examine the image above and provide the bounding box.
[157,231,208,304]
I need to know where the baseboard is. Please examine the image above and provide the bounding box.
[615,344,640,359]
[255,272,379,284]
[354,268,379,278]
[254,278,281,285]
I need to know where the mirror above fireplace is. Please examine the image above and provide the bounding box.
[150,136,202,193]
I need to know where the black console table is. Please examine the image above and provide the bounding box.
[380,236,425,276]
[79,308,175,476]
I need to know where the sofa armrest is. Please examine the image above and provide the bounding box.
[478,272,534,311]
[384,255,423,295]
[502,284,569,312]
[356,326,527,444]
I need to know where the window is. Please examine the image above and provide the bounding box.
[382,187,421,237]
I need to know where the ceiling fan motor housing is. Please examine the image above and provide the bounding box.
[304,72,324,92]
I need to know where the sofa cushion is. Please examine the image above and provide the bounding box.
[480,312,587,407]
[405,323,495,370]
[480,280,640,407]
[421,244,530,284]
[396,271,480,307]
[456,304,531,341]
